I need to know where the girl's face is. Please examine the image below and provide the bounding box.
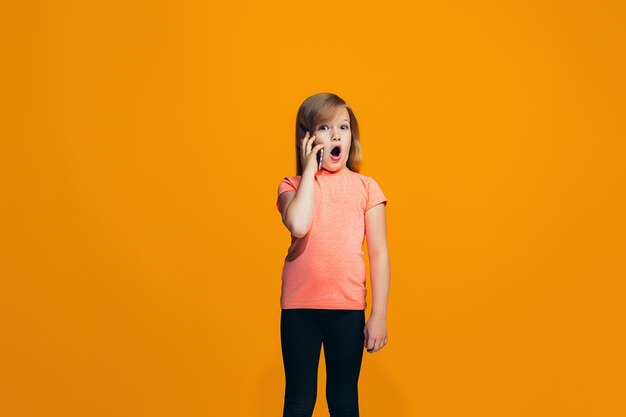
[313,106,352,172]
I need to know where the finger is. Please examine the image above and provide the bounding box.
[371,338,379,352]
[307,135,316,153]
[311,143,325,156]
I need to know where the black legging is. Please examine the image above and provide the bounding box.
[280,308,365,417]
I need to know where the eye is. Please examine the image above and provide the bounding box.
[319,125,328,130]
[341,124,350,130]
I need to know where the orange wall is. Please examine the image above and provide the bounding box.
[1,1,625,416]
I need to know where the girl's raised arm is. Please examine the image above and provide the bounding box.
[280,132,324,238]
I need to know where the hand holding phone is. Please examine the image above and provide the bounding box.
[299,125,324,173]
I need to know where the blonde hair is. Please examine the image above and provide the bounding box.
[295,93,362,175]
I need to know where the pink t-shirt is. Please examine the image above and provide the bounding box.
[276,168,387,310]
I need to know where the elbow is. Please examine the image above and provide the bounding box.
[294,230,310,239]
[284,217,309,239]
[290,223,309,238]
[283,206,311,238]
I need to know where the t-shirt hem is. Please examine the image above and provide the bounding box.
[281,302,366,310]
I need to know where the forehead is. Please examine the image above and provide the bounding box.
[316,106,350,124]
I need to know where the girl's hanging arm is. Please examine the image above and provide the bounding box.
[365,202,390,319]
[279,170,316,238]
[364,201,390,353]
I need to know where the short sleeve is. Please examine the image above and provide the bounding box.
[366,178,387,212]
[276,177,298,212]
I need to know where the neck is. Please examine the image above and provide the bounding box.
[318,167,350,176]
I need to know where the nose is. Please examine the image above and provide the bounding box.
[331,127,341,141]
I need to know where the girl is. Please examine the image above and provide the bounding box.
[275,93,390,417]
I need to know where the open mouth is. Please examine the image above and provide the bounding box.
[330,145,342,161]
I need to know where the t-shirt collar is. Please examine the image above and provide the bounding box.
[317,167,352,176]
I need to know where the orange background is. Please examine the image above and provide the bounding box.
[1,1,625,416]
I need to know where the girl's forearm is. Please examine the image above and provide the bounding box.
[369,253,390,318]
[284,171,316,238]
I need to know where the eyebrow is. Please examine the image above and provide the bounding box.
[319,119,350,125]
